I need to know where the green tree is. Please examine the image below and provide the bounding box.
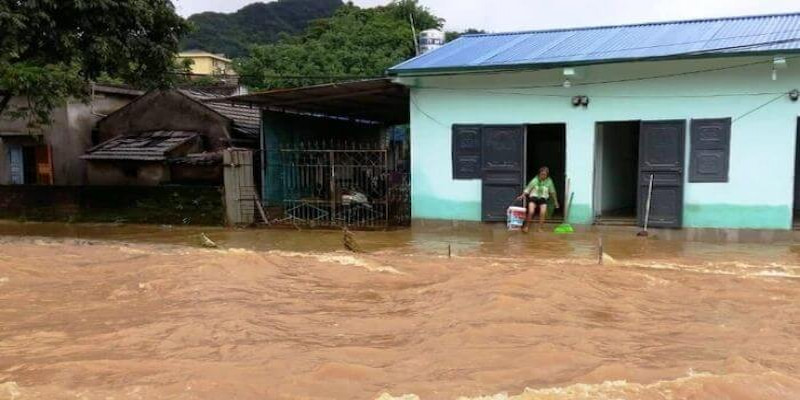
[445,28,487,42]
[0,0,190,127]
[236,1,444,90]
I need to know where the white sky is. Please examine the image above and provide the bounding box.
[173,0,800,32]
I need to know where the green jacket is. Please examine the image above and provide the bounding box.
[524,176,557,200]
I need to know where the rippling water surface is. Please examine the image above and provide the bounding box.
[1,221,799,399]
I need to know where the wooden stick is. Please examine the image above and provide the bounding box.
[598,236,604,265]
[254,197,270,225]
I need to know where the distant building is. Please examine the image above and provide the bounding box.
[83,89,258,186]
[177,50,236,76]
[419,29,445,54]
[0,85,142,185]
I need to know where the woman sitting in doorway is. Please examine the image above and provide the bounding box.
[517,166,559,233]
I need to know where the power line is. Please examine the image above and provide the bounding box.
[410,54,800,91]
[409,93,446,127]
[733,93,788,123]
[419,87,790,99]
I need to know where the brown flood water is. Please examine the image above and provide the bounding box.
[1,221,800,399]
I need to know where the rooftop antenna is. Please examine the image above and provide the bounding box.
[409,13,419,56]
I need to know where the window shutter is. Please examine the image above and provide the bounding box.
[689,118,731,183]
[452,125,482,179]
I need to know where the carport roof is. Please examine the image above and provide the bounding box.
[225,79,409,124]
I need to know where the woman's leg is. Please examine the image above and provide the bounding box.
[523,202,535,233]
[537,203,548,231]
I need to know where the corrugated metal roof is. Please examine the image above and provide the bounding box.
[388,12,800,74]
[82,131,199,161]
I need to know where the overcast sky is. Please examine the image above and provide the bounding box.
[173,0,799,32]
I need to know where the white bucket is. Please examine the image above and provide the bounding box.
[507,206,527,230]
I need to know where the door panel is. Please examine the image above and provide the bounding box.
[35,145,54,185]
[452,125,482,179]
[7,145,24,185]
[481,125,525,221]
[638,120,686,228]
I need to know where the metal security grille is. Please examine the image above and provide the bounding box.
[278,144,409,229]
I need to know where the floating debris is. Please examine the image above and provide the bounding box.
[343,227,362,253]
[199,233,217,248]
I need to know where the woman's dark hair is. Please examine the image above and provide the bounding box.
[538,166,550,176]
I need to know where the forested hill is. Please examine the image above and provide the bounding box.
[181,0,344,58]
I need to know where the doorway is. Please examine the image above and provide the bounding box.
[594,121,640,224]
[525,124,566,218]
[794,118,800,228]
[6,144,53,185]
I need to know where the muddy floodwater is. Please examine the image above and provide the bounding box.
[2,221,800,399]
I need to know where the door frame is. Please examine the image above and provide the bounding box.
[592,120,641,223]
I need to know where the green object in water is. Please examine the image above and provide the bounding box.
[554,224,574,234]
[554,192,575,234]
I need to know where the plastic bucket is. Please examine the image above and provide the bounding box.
[507,206,527,230]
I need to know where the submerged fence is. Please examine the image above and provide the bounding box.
[276,144,410,229]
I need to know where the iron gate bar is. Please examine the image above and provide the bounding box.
[275,145,407,229]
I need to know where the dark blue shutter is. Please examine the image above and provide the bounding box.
[452,125,482,179]
[689,118,731,183]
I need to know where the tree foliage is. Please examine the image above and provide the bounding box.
[182,0,344,59]
[0,0,190,127]
[445,28,487,42]
[236,0,444,90]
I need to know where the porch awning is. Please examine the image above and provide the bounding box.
[224,79,409,125]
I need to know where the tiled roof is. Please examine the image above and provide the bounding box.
[82,131,199,161]
[169,152,223,166]
[389,12,800,74]
[205,101,260,139]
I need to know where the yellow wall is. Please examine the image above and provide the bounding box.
[177,53,235,75]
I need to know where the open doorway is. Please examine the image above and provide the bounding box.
[525,124,566,218]
[594,121,639,224]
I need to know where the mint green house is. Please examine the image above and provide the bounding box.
[388,13,800,230]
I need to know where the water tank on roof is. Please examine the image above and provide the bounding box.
[419,29,445,54]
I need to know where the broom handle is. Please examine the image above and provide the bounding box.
[563,177,570,220]
[644,174,654,231]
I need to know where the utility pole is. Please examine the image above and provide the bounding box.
[409,13,419,56]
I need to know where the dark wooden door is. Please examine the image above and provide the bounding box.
[481,125,525,221]
[794,118,800,213]
[638,120,686,228]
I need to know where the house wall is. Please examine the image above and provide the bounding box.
[0,93,133,185]
[96,90,232,151]
[86,161,170,186]
[399,56,800,229]
[178,56,233,75]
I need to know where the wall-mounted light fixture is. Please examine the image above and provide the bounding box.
[773,56,788,81]
[790,89,799,102]
[563,67,583,88]
[571,95,590,107]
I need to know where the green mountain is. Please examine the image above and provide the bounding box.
[181,0,344,59]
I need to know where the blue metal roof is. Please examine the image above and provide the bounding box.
[388,12,800,75]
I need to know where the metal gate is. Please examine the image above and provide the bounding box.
[278,145,410,229]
